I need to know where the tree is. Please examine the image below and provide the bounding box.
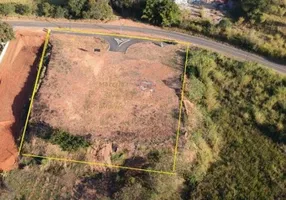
[218,18,232,30]
[0,21,15,43]
[52,6,68,18]
[37,2,53,17]
[142,0,181,27]
[232,0,270,21]
[15,4,32,15]
[110,0,146,18]
[67,0,87,18]
[0,3,15,16]
[82,0,113,20]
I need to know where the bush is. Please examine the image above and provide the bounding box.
[37,2,53,17]
[217,18,232,30]
[0,21,15,42]
[67,0,86,18]
[82,0,113,20]
[52,6,67,18]
[142,0,181,27]
[0,3,15,16]
[50,130,90,151]
[15,4,31,15]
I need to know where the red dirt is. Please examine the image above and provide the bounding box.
[0,30,45,171]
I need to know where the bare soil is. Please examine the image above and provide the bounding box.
[0,30,45,171]
[30,34,184,163]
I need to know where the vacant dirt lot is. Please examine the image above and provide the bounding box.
[30,34,184,163]
[0,30,44,171]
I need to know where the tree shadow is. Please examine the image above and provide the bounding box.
[72,156,151,199]
[257,124,286,145]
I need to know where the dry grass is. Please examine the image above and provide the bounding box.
[0,0,33,4]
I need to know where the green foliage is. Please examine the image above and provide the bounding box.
[142,0,181,27]
[50,130,90,151]
[52,6,67,18]
[110,0,146,19]
[0,3,15,16]
[15,4,31,15]
[0,21,15,43]
[217,18,232,30]
[82,0,113,20]
[183,49,286,199]
[0,0,113,20]
[37,2,53,17]
[29,122,90,151]
[179,18,286,62]
[67,0,86,18]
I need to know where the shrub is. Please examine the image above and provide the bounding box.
[50,130,90,151]
[52,6,67,18]
[37,2,53,17]
[67,0,86,18]
[0,3,15,16]
[217,18,232,30]
[82,0,113,20]
[0,21,15,42]
[142,0,181,27]
[15,4,31,15]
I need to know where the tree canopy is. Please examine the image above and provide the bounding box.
[142,0,181,27]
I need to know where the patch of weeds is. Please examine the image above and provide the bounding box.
[29,122,90,152]
[111,152,125,163]
[147,150,161,163]
[50,130,91,151]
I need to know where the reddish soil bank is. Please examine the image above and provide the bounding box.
[0,30,45,171]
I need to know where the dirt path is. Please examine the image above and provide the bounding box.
[0,30,45,171]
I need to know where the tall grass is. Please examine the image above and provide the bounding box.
[183,48,286,199]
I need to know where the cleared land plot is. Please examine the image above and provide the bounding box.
[25,34,184,170]
[0,30,45,171]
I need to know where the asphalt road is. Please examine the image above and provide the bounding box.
[6,20,286,73]
[53,30,151,52]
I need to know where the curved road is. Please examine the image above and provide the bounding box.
[6,20,286,73]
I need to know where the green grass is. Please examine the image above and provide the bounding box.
[182,48,286,199]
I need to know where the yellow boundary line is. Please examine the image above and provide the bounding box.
[18,28,190,175]
[18,29,51,154]
[172,45,189,172]
[52,27,189,45]
[23,154,176,175]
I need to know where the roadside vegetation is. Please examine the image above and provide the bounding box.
[0,0,285,62]
[112,0,286,62]
[0,21,14,54]
[0,21,14,43]
[0,0,113,20]
[182,49,285,199]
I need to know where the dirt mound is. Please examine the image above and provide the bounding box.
[0,30,45,171]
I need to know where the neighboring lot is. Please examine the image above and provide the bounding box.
[24,33,184,169]
[0,30,44,171]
